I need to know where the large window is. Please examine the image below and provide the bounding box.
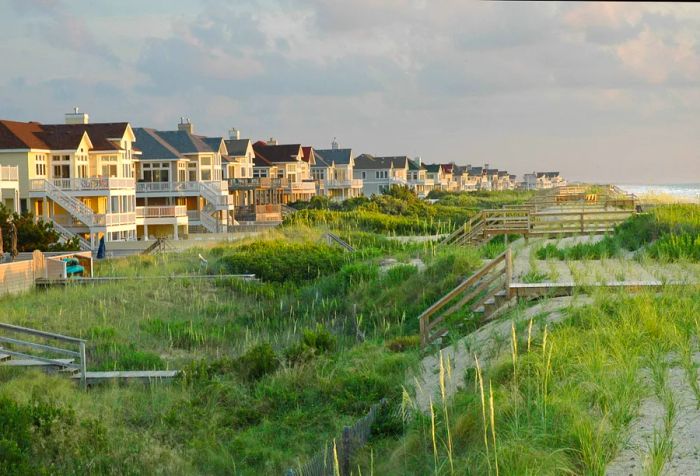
[35,154,46,176]
[142,162,169,182]
[53,164,70,178]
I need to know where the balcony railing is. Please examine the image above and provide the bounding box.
[290,180,317,192]
[30,177,135,192]
[324,179,363,189]
[136,180,229,194]
[51,212,135,228]
[136,206,187,218]
[0,165,18,181]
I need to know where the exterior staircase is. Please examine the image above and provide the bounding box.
[418,248,513,347]
[50,220,92,251]
[40,180,98,228]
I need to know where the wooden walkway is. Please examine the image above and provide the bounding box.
[71,370,180,385]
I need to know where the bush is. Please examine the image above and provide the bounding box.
[386,335,420,352]
[371,402,405,439]
[284,326,336,366]
[235,343,279,383]
[218,240,348,282]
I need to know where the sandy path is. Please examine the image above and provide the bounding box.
[413,296,592,412]
[607,354,700,475]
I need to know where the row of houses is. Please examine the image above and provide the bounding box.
[0,110,565,247]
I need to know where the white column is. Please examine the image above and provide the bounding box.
[173,223,179,240]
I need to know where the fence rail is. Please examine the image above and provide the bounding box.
[0,322,87,388]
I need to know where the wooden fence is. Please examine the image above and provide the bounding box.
[418,249,512,347]
[0,251,93,297]
[286,399,387,476]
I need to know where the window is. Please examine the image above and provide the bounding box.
[361,171,366,179]
[188,163,197,181]
[35,155,46,176]
[77,165,88,178]
[201,169,212,181]
[143,163,169,182]
[53,164,70,178]
[101,164,118,177]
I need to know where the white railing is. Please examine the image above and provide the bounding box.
[289,180,317,192]
[199,181,234,208]
[105,213,136,226]
[30,178,134,192]
[199,210,219,233]
[0,165,18,181]
[136,181,200,193]
[325,179,363,189]
[136,206,187,218]
[41,180,97,227]
[50,220,92,251]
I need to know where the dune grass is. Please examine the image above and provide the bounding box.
[363,287,700,475]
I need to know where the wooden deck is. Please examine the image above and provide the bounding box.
[72,370,181,385]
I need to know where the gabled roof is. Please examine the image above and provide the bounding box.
[468,166,483,175]
[354,154,408,170]
[314,148,353,166]
[424,164,441,173]
[224,139,251,157]
[200,136,225,155]
[0,120,129,151]
[152,130,214,155]
[441,163,454,173]
[252,142,303,163]
[301,146,316,165]
[133,128,184,161]
[408,159,425,171]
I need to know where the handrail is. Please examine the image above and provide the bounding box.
[0,322,87,388]
[419,248,511,347]
[324,232,355,252]
[40,180,97,227]
[50,220,92,251]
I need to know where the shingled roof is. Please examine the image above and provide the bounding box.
[224,139,251,157]
[354,155,408,170]
[252,142,303,163]
[314,148,353,166]
[0,120,133,151]
[133,128,184,161]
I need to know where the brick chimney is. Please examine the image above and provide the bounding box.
[178,117,193,134]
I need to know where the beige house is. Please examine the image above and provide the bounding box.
[407,158,434,198]
[312,145,363,201]
[222,128,255,207]
[0,165,19,213]
[0,111,137,249]
[250,141,316,204]
[133,120,234,239]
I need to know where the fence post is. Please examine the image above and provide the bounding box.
[505,247,513,298]
[342,426,351,476]
[79,341,87,389]
[580,211,584,233]
[419,314,426,348]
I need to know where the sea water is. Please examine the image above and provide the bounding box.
[617,183,700,203]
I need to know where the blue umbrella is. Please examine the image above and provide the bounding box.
[96,236,106,259]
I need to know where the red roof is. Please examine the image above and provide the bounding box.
[301,146,313,163]
[0,120,130,152]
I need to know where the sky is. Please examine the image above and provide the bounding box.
[1,0,699,184]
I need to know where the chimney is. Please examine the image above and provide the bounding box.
[415,156,422,167]
[178,117,193,134]
[331,137,339,150]
[229,128,240,140]
[65,106,89,124]
[267,137,278,146]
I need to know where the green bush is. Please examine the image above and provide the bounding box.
[647,233,700,262]
[235,343,280,383]
[218,240,348,282]
[284,326,336,366]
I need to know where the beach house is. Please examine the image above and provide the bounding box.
[0,165,19,213]
[0,111,137,249]
[313,143,363,201]
[133,120,234,239]
[353,155,409,196]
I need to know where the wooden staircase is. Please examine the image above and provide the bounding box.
[323,232,355,252]
[0,322,179,387]
[418,248,513,347]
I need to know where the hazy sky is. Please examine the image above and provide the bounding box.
[1,0,699,183]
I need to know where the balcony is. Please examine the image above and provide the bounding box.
[325,179,363,189]
[136,206,187,218]
[289,180,317,192]
[0,165,19,182]
[136,181,199,193]
[30,177,135,193]
[408,178,435,187]
[51,212,135,228]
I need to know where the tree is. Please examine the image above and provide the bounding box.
[0,205,78,253]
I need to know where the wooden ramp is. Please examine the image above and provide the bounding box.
[72,370,180,386]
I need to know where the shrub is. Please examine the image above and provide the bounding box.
[371,402,404,438]
[218,240,348,282]
[235,343,279,383]
[284,326,336,366]
[386,335,420,352]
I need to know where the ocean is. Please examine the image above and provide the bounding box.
[616,183,700,203]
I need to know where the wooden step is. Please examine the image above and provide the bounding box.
[494,289,510,305]
[2,358,74,367]
[484,297,497,314]
[72,370,180,385]
[0,347,9,362]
